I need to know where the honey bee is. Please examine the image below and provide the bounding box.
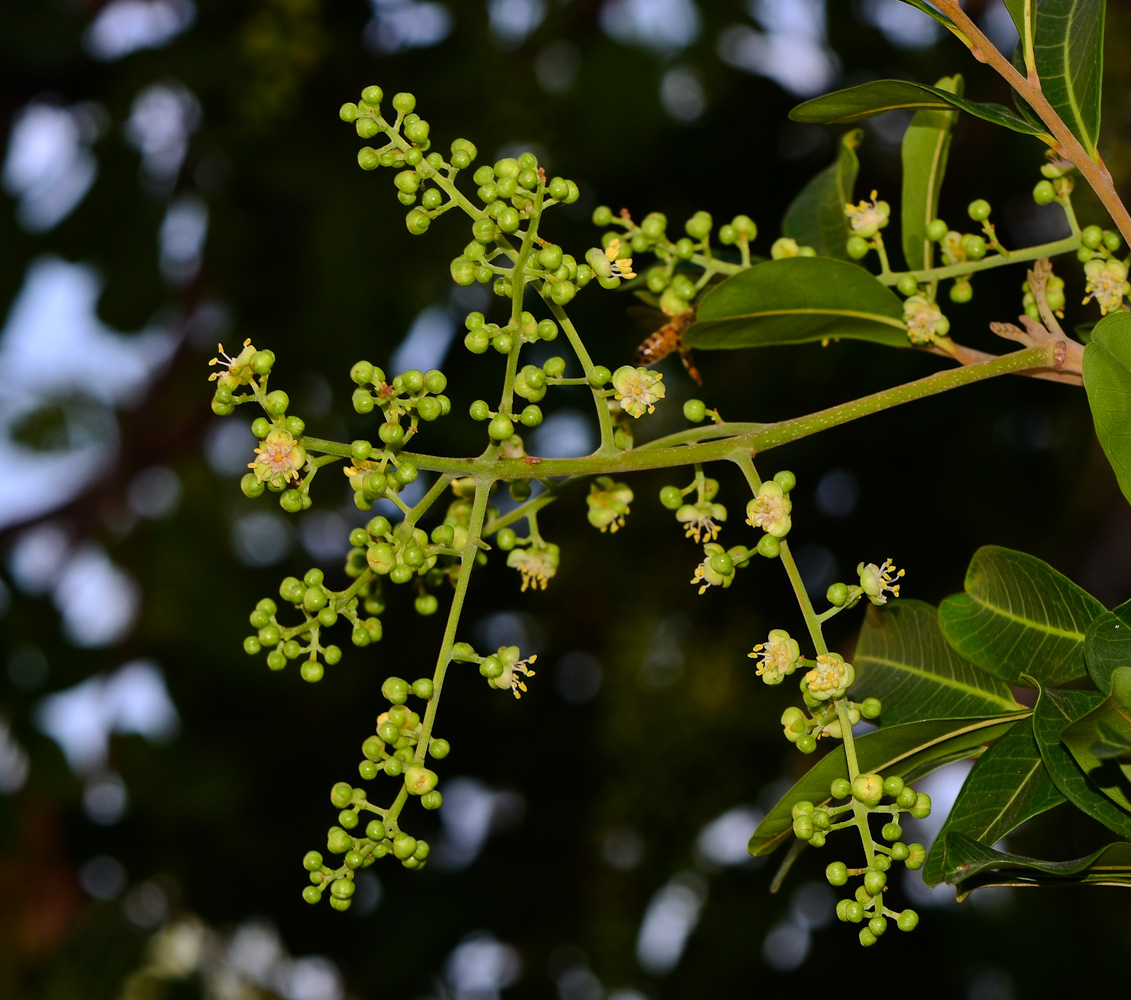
[634,306,701,385]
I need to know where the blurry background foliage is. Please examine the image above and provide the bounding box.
[2,1,1131,998]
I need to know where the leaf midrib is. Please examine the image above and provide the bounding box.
[857,652,1019,711]
[966,590,1089,642]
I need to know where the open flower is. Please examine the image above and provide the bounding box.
[611,365,665,418]
[748,629,801,685]
[858,558,905,605]
[746,482,792,538]
[803,652,855,701]
[844,190,890,239]
[1083,258,1130,315]
[902,295,950,345]
[676,501,726,543]
[690,542,731,595]
[506,544,559,592]
[248,428,306,487]
[489,646,538,699]
[605,238,636,279]
[208,339,256,385]
[587,477,633,533]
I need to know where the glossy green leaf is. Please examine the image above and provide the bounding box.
[890,0,961,35]
[683,257,907,351]
[930,833,1131,899]
[781,129,861,261]
[790,80,1052,142]
[1033,0,1104,160]
[1082,312,1131,505]
[853,600,1021,725]
[901,76,960,272]
[921,717,1064,887]
[1033,685,1131,838]
[1084,599,1131,694]
[748,714,1025,857]
[1062,667,1131,761]
[1003,0,1033,45]
[938,546,1102,686]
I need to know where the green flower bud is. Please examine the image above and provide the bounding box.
[851,773,884,807]
[967,198,991,221]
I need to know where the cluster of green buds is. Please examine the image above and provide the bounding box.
[463,309,559,356]
[754,632,880,752]
[658,467,726,544]
[342,86,590,310]
[591,205,761,315]
[814,772,932,946]
[208,340,322,512]
[460,156,586,305]
[1021,269,1067,319]
[469,393,543,444]
[778,692,882,753]
[350,361,449,438]
[745,470,795,558]
[242,567,357,683]
[452,641,539,699]
[343,512,458,617]
[302,674,449,909]
[343,87,464,227]
[1075,224,1129,315]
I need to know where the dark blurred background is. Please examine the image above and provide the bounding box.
[3,1,1131,998]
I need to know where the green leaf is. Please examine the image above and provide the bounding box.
[938,546,1102,686]
[921,717,1065,887]
[748,714,1025,857]
[1033,0,1104,160]
[1084,599,1131,694]
[853,600,1021,725]
[1033,684,1131,838]
[781,129,861,261]
[789,79,1052,142]
[1003,0,1033,44]
[682,257,908,351]
[890,0,961,35]
[900,76,960,272]
[1082,311,1131,505]
[1063,667,1131,760]
[930,833,1131,899]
